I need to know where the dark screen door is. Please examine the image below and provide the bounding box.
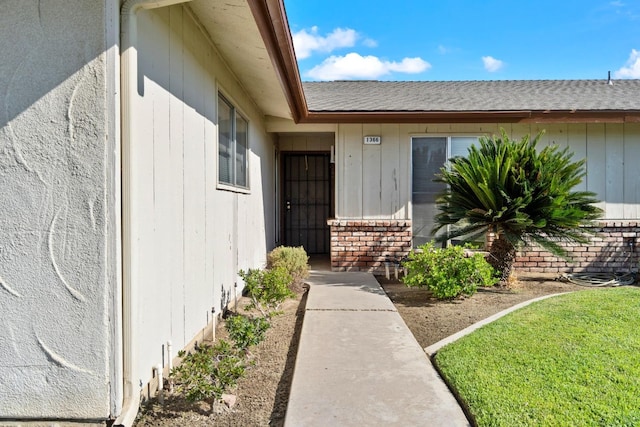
[283,153,331,254]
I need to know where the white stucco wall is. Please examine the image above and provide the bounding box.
[0,0,119,420]
[335,122,640,220]
[130,6,276,394]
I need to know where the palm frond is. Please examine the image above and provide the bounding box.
[432,128,603,259]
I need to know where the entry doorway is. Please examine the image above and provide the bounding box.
[281,153,333,254]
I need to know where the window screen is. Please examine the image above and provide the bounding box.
[218,96,233,185]
[218,93,248,188]
[412,136,479,247]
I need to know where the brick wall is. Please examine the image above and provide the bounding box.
[328,220,639,275]
[514,221,640,273]
[328,219,412,273]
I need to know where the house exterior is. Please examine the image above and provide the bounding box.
[0,0,639,425]
[298,80,640,274]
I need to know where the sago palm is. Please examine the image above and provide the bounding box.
[432,129,602,283]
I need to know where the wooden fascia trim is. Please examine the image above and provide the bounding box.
[300,111,533,124]
[248,0,307,122]
[298,110,640,124]
[525,110,640,123]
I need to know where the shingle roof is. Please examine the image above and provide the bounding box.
[302,80,640,112]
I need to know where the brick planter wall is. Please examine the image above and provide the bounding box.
[513,221,640,274]
[328,219,412,273]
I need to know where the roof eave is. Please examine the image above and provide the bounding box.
[248,0,307,122]
[300,111,531,124]
[526,110,640,123]
[250,1,640,125]
[300,110,640,124]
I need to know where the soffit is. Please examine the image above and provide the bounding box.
[188,0,292,120]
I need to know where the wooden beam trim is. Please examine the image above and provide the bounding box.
[299,110,640,125]
[248,0,307,122]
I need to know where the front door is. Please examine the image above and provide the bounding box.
[282,153,331,254]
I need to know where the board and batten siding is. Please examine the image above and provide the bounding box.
[133,6,276,397]
[335,122,640,221]
[330,122,640,273]
[336,124,408,219]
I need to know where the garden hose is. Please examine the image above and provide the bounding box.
[560,272,637,287]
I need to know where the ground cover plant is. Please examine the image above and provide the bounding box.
[434,287,640,426]
[167,247,307,407]
[225,314,270,351]
[402,242,497,299]
[239,266,295,317]
[170,340,246,403]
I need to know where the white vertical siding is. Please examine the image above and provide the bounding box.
[335,122,640,222]
[509,123,533,141]
[605,124,625,218]
[168,6,186,344]
[381,124,401,218]
[133,6,275,392]
[340,124,364,217]
[624,123,640,219]
[362,124,382,218]
[136,8,166,372]
[542,123,568,148]
[586,123,607,214]
[182,9,208,344]
[567,124,587,192]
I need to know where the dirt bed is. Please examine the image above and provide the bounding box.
[134,289,307,427]
[378,272,588,348]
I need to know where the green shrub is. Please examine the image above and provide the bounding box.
[239,267,294,316]
[170,339,245,402]
[402,243,497,299]
[225,314,270,351]
[267,246,309,286]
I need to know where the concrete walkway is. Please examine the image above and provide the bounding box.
[284,267,470,426]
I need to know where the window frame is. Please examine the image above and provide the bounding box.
[217,92,250,193]
[410,134,480,247]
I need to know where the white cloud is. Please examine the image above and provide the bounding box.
[482,56,504,72]
[614,49,640,78]
[292,27,358,59]
[437,45,450,54]
[305,52,431,80]
[362,38,378,48]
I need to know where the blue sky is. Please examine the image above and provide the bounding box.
[284,0,640,81]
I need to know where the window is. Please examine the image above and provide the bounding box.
[218,94,248,188]
[411,136,478,247]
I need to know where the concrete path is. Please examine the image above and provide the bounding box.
[284,269,470,426]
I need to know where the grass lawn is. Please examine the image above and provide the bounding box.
[434,287,640,427]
